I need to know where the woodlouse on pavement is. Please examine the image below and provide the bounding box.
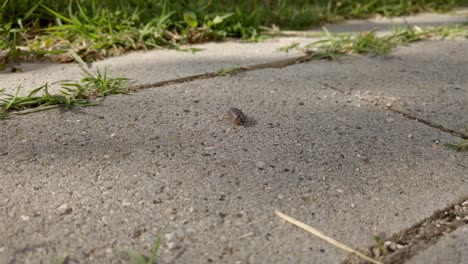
[225,107,247,125]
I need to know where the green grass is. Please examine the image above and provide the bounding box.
[50,239,161,264]
[279,23,468,60]
[445,139,468,151]
[215,67,242,76]
[120,238,161,264]
[445,127,468,151]
[53,255,69,264]
[0,50,128,119]
[1,0,466,65]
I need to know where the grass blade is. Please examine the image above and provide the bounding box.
[68,49,93,77]
[120,249,148,264]
[40,4,75,25]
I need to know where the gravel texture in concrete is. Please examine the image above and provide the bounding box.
[1,58,467,263]
[319,9,468,33]
[408,226,468,264]
[310,40,468,137]
[1,11,468,264]
[0,38,310,96]
[2,9,467,97]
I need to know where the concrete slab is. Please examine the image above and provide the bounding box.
[304,40,468,137]
[2,9,467,98]
[0,38,311,96]
[1,64,466,263]
[407,226,468,264]
[317,8,468,33]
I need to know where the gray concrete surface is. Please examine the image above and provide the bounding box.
[0,38,311,96]
[319,8,468,33]
[1,53,467,263]
[1,9,467,97]
[408,226,468,264]
[314,40,468,137]
[1,10,468,264]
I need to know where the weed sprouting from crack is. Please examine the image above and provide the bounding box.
[215,67,242,76]
[445,127,468,151]
[0,50,128,119]
[120,238,161,264]
[276,42,300,53]
[445,139,468,151]
[0,84,94,113]
[278,23,468,60]
[3,1,464,63]
[53,255,69,264]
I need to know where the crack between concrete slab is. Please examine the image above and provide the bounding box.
[6,50,466,142]
[2,54,312,118]
[3,40,466,264]
[319,83,468,140]
[125,54,312,92]
[387,108,468,140]
[343,195,468,264]
[124,52,468,141]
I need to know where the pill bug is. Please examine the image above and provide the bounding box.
[225,107,247,125]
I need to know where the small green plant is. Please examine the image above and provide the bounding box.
[445,128,468,151]
[215,67,242,76]
[0,50,128,119]
[0,84,94,112]
[53,255,69,264]
[120,238,161,264]
[285,23,468,61]
[178,47,205,54]
[373,234,388,257]
[1,0,465,62]
[277,42,300,53]
[445,140,468,151]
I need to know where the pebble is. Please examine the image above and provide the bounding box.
[384,241,397,251]
[166,242,176,249]
[57,204,73,215]
[255,161,265,170]
[372,247,381,257]
[165,232,176,241]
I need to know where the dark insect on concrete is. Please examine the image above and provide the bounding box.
[226,107,247,125]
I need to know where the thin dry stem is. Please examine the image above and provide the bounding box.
[275,210,382,264]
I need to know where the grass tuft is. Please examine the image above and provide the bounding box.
[120,238,161,264]
[0,50,128,119]
[215,67,242,76]
[445,127,468,151]
[287,23,468,60]
[445,140,468,151]
[1,0,466,63]
[53,255,69,264]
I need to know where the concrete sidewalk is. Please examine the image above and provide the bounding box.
[1,11,467,264]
